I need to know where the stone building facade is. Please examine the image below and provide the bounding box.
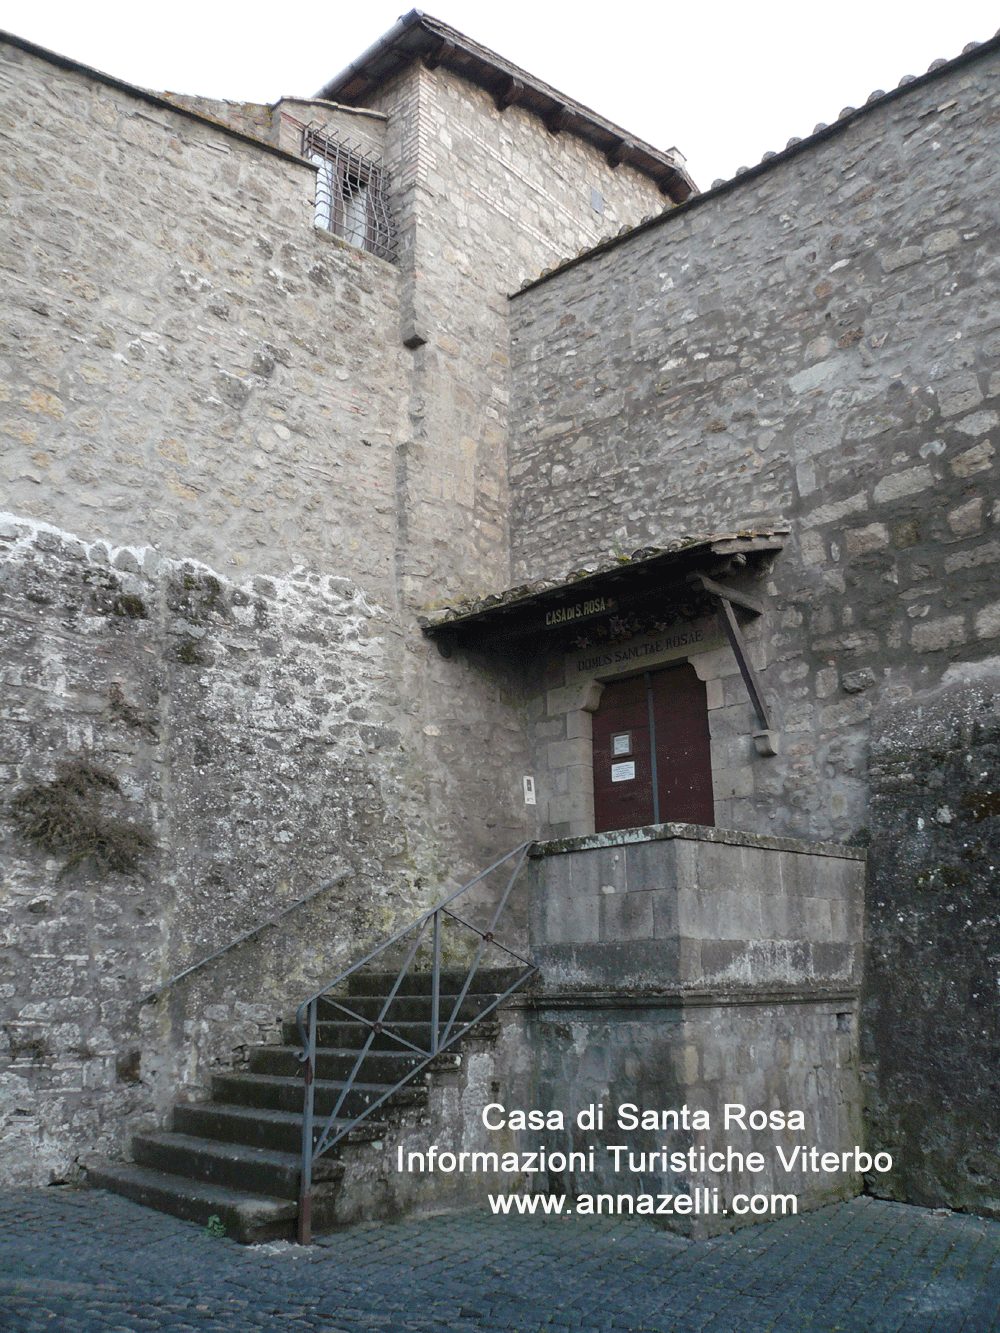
[0,14,687,1194]
[0,12,998,1228]
[498,37,1000,1219]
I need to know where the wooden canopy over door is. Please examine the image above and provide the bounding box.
[592,663,714,834]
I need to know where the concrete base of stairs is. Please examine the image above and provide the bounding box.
[83,1158,342,1244]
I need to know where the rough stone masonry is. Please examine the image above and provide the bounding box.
[1,14,999,1227]
[0,23,664,1192]
[508,40,1000,1214]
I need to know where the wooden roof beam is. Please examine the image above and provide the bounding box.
[424,39,455,70]
[688,573,764,617]
[496,76,524,111]
[545,102,570,135]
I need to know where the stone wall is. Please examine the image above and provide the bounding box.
[156,92,277,144]
[528,825,864,994]
[863,663,1000,1219]
[365,61,674,604]
[509,44,1000,848]
[0,36,403,595]
[0,514,539,1184]
[157,93,388,165]
[526,999,861,1234]
[523,828,865,1231]
[0,38,540,1185]
[508,42,1000,1220]
[0,518,409,1181]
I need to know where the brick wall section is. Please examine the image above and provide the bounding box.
[509,49,1000,846]
[365,62,675,604]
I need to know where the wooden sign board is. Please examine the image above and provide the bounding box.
[565,614,724,682]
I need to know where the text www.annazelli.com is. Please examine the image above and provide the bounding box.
[488,1191,798,1218]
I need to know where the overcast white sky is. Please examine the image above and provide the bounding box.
[2,1,996,185]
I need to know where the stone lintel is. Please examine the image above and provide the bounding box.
[516,986,859,1010]
[529,823,867,861]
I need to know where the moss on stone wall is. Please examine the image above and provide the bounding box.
[863,673,1000,1217]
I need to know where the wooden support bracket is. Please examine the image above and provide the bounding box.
[688,572,764,616]
[714,596,774,735]
[606,138,634,169]
[424,39,455,70]
[496,76,524,111]
[545,103,570,134]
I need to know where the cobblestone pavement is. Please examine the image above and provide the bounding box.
[0,1189,998,1332]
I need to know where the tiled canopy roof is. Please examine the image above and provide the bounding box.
[419,527,789,636]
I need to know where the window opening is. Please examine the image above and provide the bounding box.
[303,125,396,263]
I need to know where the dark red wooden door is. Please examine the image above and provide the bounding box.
[592,674,655,832]
[593,663,714,833]
[649,662,715,826]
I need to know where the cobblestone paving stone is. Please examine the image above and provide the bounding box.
[0,1189,998,1333]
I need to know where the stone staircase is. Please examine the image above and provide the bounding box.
[86,967,519,1243]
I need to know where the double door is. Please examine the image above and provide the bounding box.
[592,662,714,833]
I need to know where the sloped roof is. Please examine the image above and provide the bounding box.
[315,10,696,203]
[419,526,788,638]
[513,30,1000,294]
[0,31,307,167]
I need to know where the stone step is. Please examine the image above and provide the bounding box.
[173,1103,310,1155]
[200,1071,424,1125]
[211,1071,407,1121]
[317,991,497,1024]
[249,1044,428,1083]
[85,1159,300,1245]
[132,1131,341,1199]
[346,967,528,998]
[279,1018,501,1049]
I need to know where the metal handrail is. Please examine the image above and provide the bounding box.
[138,874,347,1005]
[295,843,537,1243]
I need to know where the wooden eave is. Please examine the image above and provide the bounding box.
[419,531,786,645]
[315,11,696,202]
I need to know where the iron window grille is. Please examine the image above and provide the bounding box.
[303,125,396,263]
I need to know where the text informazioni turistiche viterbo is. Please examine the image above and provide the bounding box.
[396,1103,893,1219]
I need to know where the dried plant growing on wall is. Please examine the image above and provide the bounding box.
[9,759,155,879]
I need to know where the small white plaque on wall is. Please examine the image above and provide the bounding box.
[611,761,636,783]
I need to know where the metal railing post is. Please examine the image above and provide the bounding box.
[293,843,537,1170]
[431,909,441,1056]
[297,998,317,1245]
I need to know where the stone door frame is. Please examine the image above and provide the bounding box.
[540,629,768,838]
